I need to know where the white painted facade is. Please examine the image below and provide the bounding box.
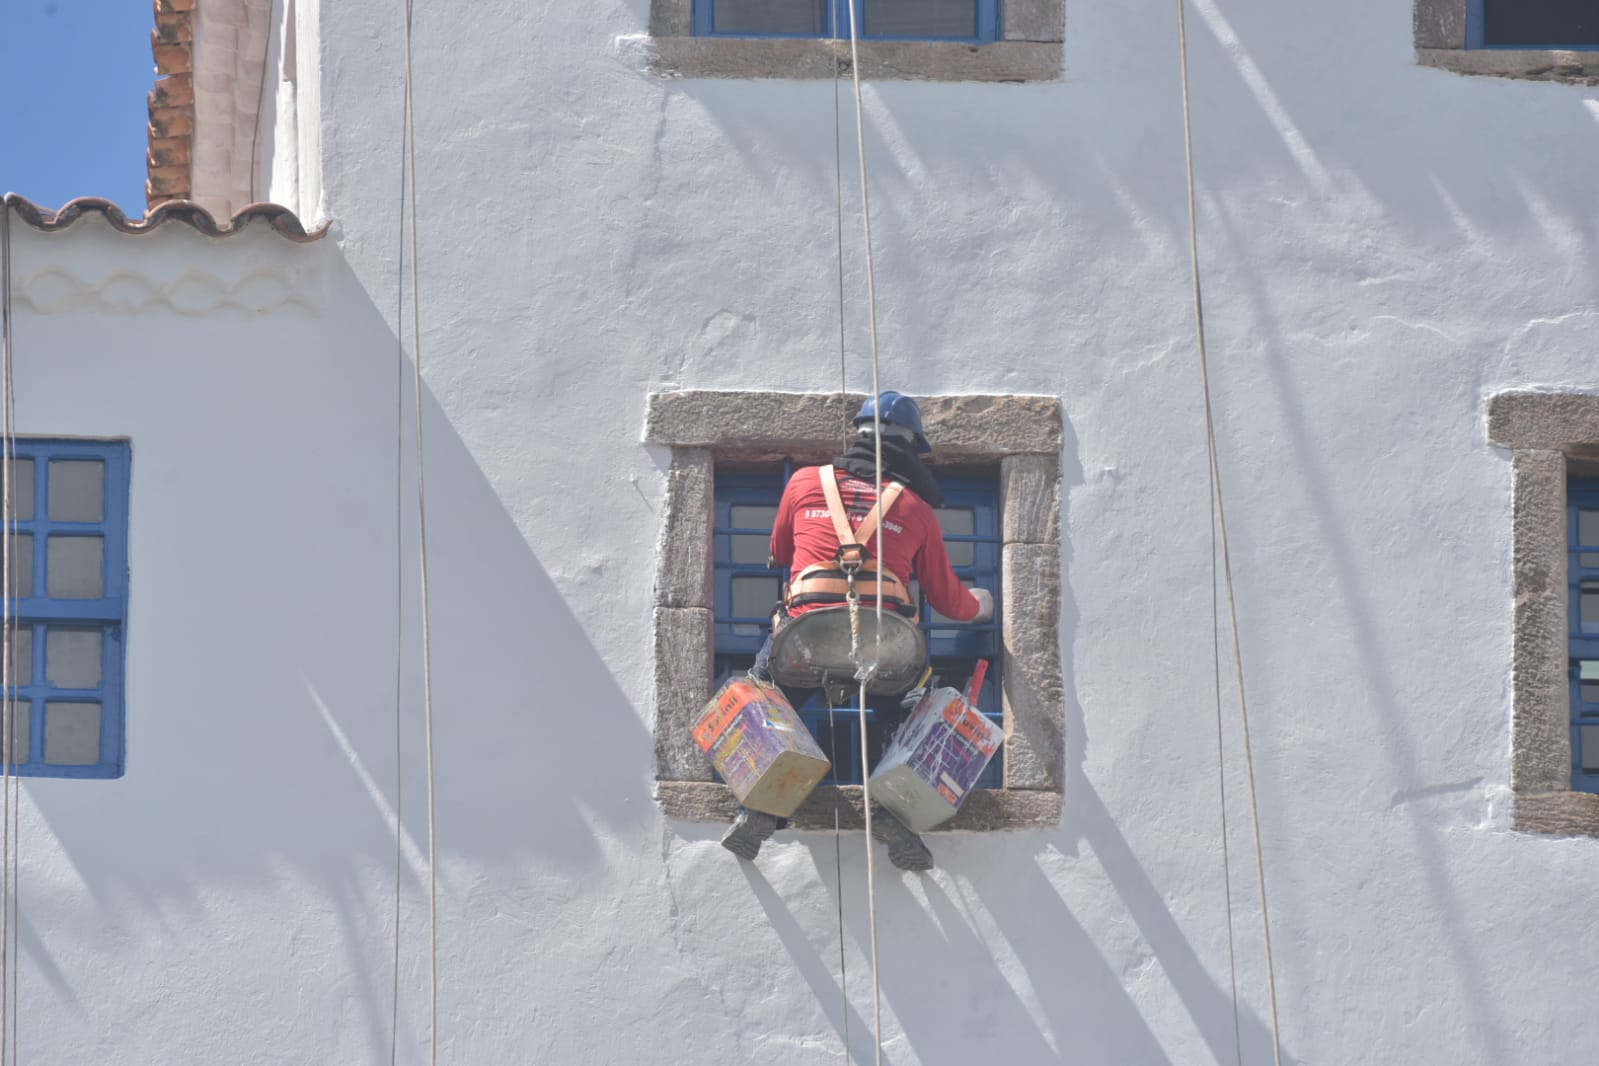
[8,0,1599,1061]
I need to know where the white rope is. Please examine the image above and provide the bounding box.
[1174,5,1282,1063]
[0,196,15,1066]
[399,4,441,1063]
[3,203,14,1066]
[390,64,411,1066]
[828,57,855,1064]
[842,4,886,1064]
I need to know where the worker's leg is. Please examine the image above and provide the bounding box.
[721,808,782,860]
[865,689,935,872]
[748,607,789,682]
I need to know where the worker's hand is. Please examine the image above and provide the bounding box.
[970,588,995,624]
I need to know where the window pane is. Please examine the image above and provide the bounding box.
[1584,680,1599,706]
[731,535,770,565]
[937,507,975,566]
[5,459,32,522]
[3,701,26,766]
[732,575,780,619]
[1484,0,1599,46]
[46,630,101,690]
[1584,726,1599,773]
[47,536,103,599]
[864,0,977,38]
[43,701,100,766]
[1582,510,1599,568]
[5,627,30,689]
[9,535,30,600]
[714,0,827,35]
[731,505,777,529]
[48,461,104,522]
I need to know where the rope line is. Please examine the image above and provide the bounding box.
[1209,448,1243,1066]
[0,197,14,1066]
[842,3,887,1063]
[399,3,441,1062]
[821,681,850,1062]
[1175,4,1282,1063]
[833,61,851,455]
[390,64,410,1066]
[829,55,854,1064]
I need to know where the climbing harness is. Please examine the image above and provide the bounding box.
[784,467,915,620]
[1176,1,1283,1062]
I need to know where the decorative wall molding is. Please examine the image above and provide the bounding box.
[13,266,323,317]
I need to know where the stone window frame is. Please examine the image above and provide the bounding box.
[1416,0,1599,84]
[1488,390,1599,836]
[647,390,1064,831]
[645,0,1063,82]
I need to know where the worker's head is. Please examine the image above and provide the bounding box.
[853,391,932,454]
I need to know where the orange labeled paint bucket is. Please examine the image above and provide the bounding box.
[694,677,831,818]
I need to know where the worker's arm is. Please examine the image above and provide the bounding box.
[769,472,801,568]
[914,510,983,622]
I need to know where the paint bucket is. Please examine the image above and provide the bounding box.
[694,677,831,818]
[869,687,1004,832]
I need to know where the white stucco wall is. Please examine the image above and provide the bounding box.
[9,0,1599,1061]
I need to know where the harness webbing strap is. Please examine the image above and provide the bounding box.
[818,464,904,559]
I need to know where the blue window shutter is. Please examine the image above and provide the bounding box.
[1477,0,1599,49]
[4,440,129,779]
[1568,478,1599,792]
[694,0,1001,42]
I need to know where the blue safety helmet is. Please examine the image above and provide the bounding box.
[853,391,932,454]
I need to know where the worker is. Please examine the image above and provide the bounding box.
[722,391,995,869]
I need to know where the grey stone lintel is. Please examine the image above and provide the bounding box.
[646,390,1062,458]
[1413,0,1465,49]
[1489,391,1599,837]
[1418,48,1599,85]
[1509,449,1569,796]
[1000,541,1064,790]
[656,780,1063,831]
[655,449,714,609]
[1489,391,1599,451]
[654,606,715,782]
[647,389,1067,832]
[1412,0,1599,83]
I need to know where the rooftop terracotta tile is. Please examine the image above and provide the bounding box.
[5,195,328,244]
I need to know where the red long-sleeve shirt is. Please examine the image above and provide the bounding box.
[770,466,980,622]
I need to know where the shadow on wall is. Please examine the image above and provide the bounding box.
[734,419,1295,1063]
[745,782,1293,1064]
[18,258,653,1048]
[649,0,1599,391]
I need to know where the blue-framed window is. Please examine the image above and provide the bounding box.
[713,461,1002,785]
[694,0,1002,43]
[1568,478,1599,793]
[1467,0,1599,49]
[2,440,129,779]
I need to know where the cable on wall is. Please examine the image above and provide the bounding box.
[1174,3,1283,1063]
[398,2,441,1063]
[390,45,410,1066]
[842,3,887,1063]
[0,195,20,1066]
[0,195,14,1066]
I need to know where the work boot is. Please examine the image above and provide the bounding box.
[721,809,781,861]
[870,808,934,872]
